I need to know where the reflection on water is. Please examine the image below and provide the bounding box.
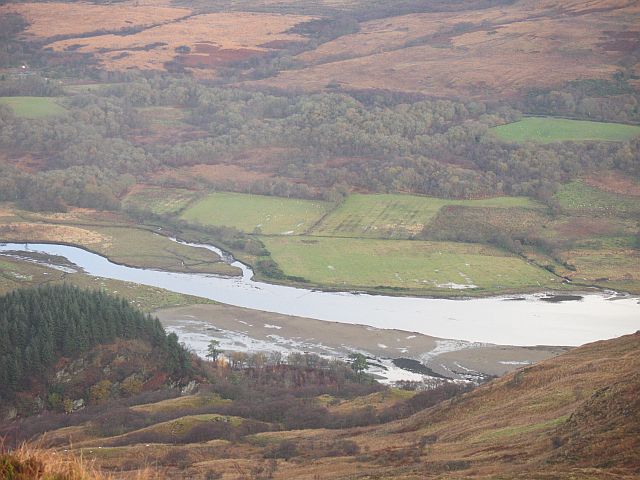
[1,242,638,346]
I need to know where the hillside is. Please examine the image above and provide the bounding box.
[253,0,640,99]
[0,285,193,419]
[2,0,638,99]
[343,331,640,479]
[4,332,637,479]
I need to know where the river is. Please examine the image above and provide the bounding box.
[1,241,638,346]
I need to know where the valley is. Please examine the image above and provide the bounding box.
[0,0,639,477]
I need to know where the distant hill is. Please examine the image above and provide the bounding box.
[254,0,640,99]
[2,0,638,100]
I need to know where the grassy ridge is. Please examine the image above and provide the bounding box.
[0,96,67,118]
[492,117,640,143]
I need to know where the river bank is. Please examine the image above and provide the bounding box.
[156,303,569,383]
[1,241,638,347]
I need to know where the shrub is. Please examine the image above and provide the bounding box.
[120,376,143,396]
[326,440,360,457]
[263,440,298,460]
[88,380,113,405]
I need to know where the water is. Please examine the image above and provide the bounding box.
[1,242,638,346]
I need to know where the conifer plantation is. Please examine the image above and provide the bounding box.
[0,284,191,401]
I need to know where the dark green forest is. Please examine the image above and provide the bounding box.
[0,284,191,401]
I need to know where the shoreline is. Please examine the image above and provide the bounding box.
[155,303,570,383]
[0,237,242,277]
[1,240,638,346]
[2,235,636,300]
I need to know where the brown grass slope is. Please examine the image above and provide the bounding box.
[253,0,640,99]
[0,1,312,73]
[204,332,640,479]
[7,333,640,479]
[314,331,640,479]
[215,332,638,479]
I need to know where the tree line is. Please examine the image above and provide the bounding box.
[521,78,640,124]
[0,284,191,401]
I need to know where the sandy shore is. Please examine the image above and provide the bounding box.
[156,303,568,382]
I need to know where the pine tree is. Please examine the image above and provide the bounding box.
[0,285,191,399]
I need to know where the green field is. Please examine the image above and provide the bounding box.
[123,186,199,215]
[311,194,540,239]
[0,96,67,118]
[0,213,238,276]
[554,181,640,216]
[492,117,640,143]
[260,236,559,293]
[89,226,239,275]
[181,192,331,235]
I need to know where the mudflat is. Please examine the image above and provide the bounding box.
[156,303,568,379]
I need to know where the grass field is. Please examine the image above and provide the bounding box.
[554,181,640,216]
[0,96,67,118]
[561,246,640,294]
[425,205,550,238]
[311,194,540,239]
[0,218,238,276]
[123,185,199,215]
[492,117,640,143]
[260,236,559,293]
[87,226,239,275]
[181,192,331,235]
